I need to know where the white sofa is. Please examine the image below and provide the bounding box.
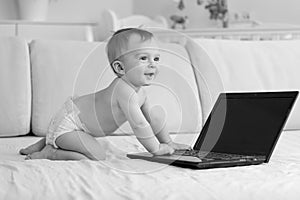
[186,38,300,130]
[1,35,300,200]
[0,36,201,138]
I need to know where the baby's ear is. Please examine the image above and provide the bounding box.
[112,60,125,76]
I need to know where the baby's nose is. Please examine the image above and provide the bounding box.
[149,60,158,68]
[148,63,156,68]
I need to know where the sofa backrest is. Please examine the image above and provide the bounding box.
[30,39,201,136]
[0,37,31,137]
[2,36,300,137]
[186,39,300,130]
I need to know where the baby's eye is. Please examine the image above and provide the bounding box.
[139,56,148,61]
[154,57,160,62]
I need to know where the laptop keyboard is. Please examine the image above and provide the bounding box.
[174,150,252,161]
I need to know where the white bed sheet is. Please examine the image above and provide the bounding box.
[0,131,300,200]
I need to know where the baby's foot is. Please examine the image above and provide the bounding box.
[25,145,56,160]
[19,138,46,155]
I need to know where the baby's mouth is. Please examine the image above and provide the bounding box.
[144,72,155,80]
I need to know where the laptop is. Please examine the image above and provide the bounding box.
[127,91,298,169]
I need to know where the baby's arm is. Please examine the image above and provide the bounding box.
[118,91,173,155]
[141,97,172,144]
[142,96,191,150]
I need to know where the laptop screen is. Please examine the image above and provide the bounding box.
[194,92,297,158]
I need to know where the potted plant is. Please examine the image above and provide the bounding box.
[16,0,50,21]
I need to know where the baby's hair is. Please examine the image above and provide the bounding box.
[106,28,154,75]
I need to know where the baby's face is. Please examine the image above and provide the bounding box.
[119,34,160,88]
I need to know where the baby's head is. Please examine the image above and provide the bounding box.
[106,28,160,79]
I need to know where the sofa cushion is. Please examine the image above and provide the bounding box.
[186,38,300,130]
[30,40,201,136]
[146,42,201,134]
[0,37,31,137]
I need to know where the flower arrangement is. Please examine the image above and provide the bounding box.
[173,0,229,28]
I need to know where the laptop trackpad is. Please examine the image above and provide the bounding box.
[157,155,202,163]
[133,152,202,163]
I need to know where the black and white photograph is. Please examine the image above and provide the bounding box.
[1,0,300,199]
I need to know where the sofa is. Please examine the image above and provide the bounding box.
[0,36,201,138]
[1,35,300,199]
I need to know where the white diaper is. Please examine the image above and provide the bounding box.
[46,97,91,148]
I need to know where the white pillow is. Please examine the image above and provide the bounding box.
[186,39,300,130]
[0,37,31,136]
[30,40,201,136]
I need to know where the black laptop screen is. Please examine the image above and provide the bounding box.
[194,93,297,157]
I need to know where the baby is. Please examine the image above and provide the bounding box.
[20,28,190,160]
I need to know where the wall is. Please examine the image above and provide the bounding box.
[229,0,300,26]
[1,0,300,28]
[132,0,300,29]
[0,0,133,22]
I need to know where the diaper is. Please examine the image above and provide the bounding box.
[46,97,91,148]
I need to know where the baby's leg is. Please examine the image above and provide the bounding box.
[27,144,88,160]
[55,131,106,160]
[19,138,46,155]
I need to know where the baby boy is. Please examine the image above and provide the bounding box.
[20,28,190,160]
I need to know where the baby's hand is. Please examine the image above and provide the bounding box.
[152,143,175,156]
[168,141,191,150]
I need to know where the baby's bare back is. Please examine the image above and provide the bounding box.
[73,78,146,137]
